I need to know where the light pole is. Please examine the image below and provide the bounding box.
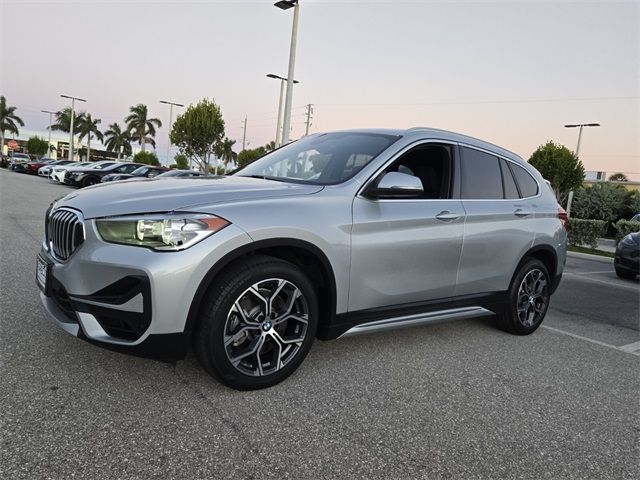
[60,94,86,161]
[160,100,184,165]
[564,123,600,216]
[41,110,56,157]
[274,0,300,145]
[267,74,299,147]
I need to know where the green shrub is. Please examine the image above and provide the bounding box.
[614,219,640,244]
[133,151,160,166]
[567,218,606,249]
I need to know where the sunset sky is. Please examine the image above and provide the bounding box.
[1,0,637,177]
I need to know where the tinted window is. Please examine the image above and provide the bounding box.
[510,163,539,198]
[460,147,503,199]
[500,159,520,199]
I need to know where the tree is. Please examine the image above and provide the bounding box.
[76,113,103,162]
[264,140,276,152]
[104,123,132,160]
[125,104,162,152]
[608,172,628,182]
[170,98,225,174]
[528,141,584,206]
[170,153,189,170]
[571,182,628,224]
[216,137,237,173]
[0,96,24,155]
[133,151,160,166]
[51,107,79,133]
[237,146,267,168]
[26,136,49,157]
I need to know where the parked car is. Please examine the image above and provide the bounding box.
[614,232,639,279]
[38,160,74,177]
[37,128,567,390]
[50,161,100,183]
[22,158,56,175]
[155,169,205,178]
[65,162,142,187]
[631,213,640,222]
[101,165,169,183]
[10,153,31,171]
[0,154,9,168]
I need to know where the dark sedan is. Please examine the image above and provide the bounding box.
[615,232,639,279]
[22,158,57,174]
[101,165,169,183]
[64,162,143,187]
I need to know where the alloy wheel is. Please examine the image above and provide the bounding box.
[516,268,548,327]
[223,278,309,376]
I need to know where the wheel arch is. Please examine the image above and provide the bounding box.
[183,238,338,341]
[513,244,559,293]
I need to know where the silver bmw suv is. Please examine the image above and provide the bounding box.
[37,128,567,390]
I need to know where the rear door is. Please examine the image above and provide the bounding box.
[455,146,537,296]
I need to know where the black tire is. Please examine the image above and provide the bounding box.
[615,265,637,280]
[82,176,99,187]
[496,258,551,335]
[194,255,318,390]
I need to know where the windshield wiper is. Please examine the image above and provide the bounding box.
[241,174,289,183]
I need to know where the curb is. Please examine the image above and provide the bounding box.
[567,250,614,263]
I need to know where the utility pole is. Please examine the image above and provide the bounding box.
[60,94,86,161]
[304,104,314,136]
[275,0,300,145]
[41,110,55,157]
[160,100,184,166]
[564,123,600,216]
[241,116,247,151]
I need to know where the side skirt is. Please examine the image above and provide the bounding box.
[317,291,508,340]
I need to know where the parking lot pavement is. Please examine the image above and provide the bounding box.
[1,169,639,479]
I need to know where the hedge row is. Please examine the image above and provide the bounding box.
[567,219,606,249]
[614,220,640,244]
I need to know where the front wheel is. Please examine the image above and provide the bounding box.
[82,176,99,187]
[496,258,551,335]
[195,255,318,390]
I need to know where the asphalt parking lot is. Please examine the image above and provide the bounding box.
[1,168,638,479]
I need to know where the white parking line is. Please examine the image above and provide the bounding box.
[562,272,639,292]
[541,326,640,356]
[618,340,640,354]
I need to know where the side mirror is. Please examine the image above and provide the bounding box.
[365,171,424,199]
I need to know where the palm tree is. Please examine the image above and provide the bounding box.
[0,96,25,154]
[608,172,628,182]
[104,123,132,160]
[76,113,103,162]
[50,107,78,133]
[217,137,237,173]
[125,104,162,152]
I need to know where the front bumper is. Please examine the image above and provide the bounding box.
[39,214,253,358]
[615,244,640,273]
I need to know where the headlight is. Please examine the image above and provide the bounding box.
[96,213,229,251]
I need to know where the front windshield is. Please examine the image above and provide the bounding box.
[234,132,400,185]
[90,162,116,170]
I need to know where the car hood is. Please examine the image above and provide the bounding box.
[55,175,324,218]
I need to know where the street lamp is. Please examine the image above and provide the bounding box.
[274,0,300,145]
[564,123,600,157]
[564,122,600,216]
[60,94,86,161]
[267,73,299,147]
[160,100,184,165]
[41,110,56,157]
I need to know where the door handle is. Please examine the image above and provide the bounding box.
[436,211,460,221]
[514,208,532,217]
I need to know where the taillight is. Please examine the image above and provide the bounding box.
[558,206,568,229]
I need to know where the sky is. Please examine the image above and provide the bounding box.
[1,0,638,177]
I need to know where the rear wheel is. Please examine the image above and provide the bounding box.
[195,255,318,390]
[496,258,550,335]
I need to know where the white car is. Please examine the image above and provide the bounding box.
[10,153,30,170]
[38,160,73,177]
[49,161,97,183]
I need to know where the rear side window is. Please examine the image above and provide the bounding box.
[510,163,539,198]
[500,159,520,199]
[460,147,503,199]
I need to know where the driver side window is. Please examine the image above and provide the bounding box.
[383,144,453,199]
